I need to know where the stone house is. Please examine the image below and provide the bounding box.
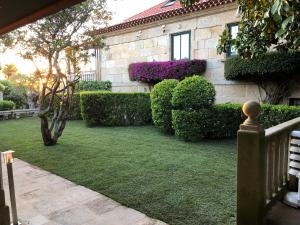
[90,0,299,104]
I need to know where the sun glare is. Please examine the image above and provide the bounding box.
[0,50,43,75]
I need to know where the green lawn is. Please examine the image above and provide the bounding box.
[0,118,237,225]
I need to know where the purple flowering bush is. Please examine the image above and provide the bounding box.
[128,60,206,83]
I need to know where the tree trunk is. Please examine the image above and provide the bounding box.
[258,80,291,105]
[40,115,57,146]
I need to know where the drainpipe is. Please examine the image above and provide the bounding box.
[0,152,11,225]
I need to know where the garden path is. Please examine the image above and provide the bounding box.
[2,159,167,225]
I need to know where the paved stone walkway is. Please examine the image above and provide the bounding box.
[2,159,167,225]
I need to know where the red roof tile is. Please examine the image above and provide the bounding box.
[91,0,235,35]
[125,1,183,22]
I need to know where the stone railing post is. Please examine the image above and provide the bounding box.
[237,101,266,225]
[0,152,11,225]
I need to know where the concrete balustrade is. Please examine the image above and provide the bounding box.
[0,109,39,120]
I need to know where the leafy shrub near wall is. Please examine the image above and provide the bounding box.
[0,100,16,111]
[76,80,112,92]
[172,103,300,141]
[69,93,81,120]
[259,104,300,128]
[172,104,244,141]
[0,80,27,108]
[224,51,300,81]
[0,83,5,92]
[172,75,215,111]
[80,92,151,126]
[129,60,206,83]
[151,79,179,134]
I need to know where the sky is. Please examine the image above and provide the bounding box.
[0,0,164,78]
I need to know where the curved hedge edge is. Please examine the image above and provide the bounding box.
[224,51,300,81]
[151,79,179,134]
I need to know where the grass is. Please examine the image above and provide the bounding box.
[0,118,237,225]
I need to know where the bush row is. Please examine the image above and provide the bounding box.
[0,100,16,111]
[129,60,206,83]
[172,104,300,141]
[0,80,27,108]
[80,92,152,126]
[224,51,300,81]
[151,76,300,141]
[76,80,112,92]
[0,83,5,92]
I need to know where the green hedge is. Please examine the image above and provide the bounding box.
[172,103,300,141]
[76,80,112,92]
[80,92,152,126]
[224,51,300,81]
[151,79,179,134]
[69,93,81,120]
[0,80,27,108]
[0,83,5,92]
[259,104,300,128]
[0,100,16,111]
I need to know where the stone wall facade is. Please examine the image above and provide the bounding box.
[97,3,264,104]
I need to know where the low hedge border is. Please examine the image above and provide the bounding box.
[172,103,300,141]
[0,100,16,111]
[80,91,152,126]
[76,80,112,92]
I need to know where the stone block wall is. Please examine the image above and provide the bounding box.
[98,4,264,103]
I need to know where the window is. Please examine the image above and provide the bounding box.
[171,31,191,60]
[227,23,239,57]
[163,0,176,7]
[289,98,300,106]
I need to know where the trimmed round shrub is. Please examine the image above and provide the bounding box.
[0,100,15,111]
[0,83,5,92]
[151,79,179,134]
[172,75,215,111]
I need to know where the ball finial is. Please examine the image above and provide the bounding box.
[242,101,261,126]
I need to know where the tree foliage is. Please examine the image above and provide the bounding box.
[181,0,300,58]
[0,0,111,146]
[2,64,18,79]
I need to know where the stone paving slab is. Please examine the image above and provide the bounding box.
[2,159,167,225]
